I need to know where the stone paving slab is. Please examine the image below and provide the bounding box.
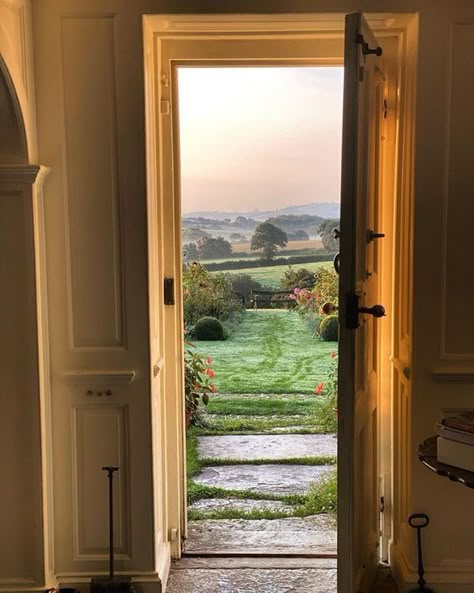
[166,568,337,593]
[172,557,337,570]
[198,434,337,460]
[185,516,336,554]
[194,464,333,494]
[166,567,337,593]
[189,497,295,513]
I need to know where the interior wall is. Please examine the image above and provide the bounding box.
[27,0,474,591]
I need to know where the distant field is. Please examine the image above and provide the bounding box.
[232,238,322,253]
[212,260,331,288]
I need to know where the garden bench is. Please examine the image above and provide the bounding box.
[250,289,295,309]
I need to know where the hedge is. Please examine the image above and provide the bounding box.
[204,253,336,271]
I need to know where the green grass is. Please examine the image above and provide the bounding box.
[188,508,294,521]
[194,310,336,393]
[206,395,318,416]
[211,261,330,289]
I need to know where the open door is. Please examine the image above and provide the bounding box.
[338,12,386,593]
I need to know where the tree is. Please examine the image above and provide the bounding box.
[250,222,288,260]
[183,242,199,262]
[197,236,232,259]
[317,219,340,252]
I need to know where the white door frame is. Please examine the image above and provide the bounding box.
[143,12,415,586]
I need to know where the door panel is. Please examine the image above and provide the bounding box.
[338,12,386,593]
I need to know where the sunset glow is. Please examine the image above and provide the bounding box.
[177,67,344,214]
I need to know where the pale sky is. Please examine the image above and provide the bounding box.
[177,67,344,214]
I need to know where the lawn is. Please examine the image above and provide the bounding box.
[211,260,331,289]
[193,309,336,393]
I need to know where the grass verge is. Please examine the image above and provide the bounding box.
[206,395,318,416]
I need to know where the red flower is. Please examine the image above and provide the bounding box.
[331,351,336,359]
[314,382,324,394]
[205,368,215,379]
[209,384,217,393]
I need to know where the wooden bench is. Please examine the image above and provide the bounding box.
[250,289,295,309]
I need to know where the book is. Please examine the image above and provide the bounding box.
[436,423,474,446]
[437,436,474,472]
[440,411,474,434]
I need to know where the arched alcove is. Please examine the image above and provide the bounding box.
[0,55,28,164]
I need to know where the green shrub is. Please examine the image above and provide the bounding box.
[183,262,242,325]
[194,317,225,340]
[320,315,339,341]
[279,266,316,290]
[226,273,268,306]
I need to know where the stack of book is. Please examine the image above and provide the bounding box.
[437,411,474,472]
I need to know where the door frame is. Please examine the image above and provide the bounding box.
[143,12,416,589]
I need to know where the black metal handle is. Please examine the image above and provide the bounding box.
[368,229,385,242]
[333,253,340,274]
[357,34,383,56]
[164,277,175,305]
[359,304,386,318]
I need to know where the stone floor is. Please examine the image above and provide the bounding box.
[166,558,399,593]
[185,516,336,554]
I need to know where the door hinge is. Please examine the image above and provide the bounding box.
[380,496,385,513]
[383,99,388,119]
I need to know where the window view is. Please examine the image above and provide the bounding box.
[178,66,343,554]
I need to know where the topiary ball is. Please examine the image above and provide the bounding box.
[194,316,225,340]
[320,315,339,341]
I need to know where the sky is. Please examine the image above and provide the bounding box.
[177,67,344,214]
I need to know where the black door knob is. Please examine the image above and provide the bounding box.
[358,304,386,318]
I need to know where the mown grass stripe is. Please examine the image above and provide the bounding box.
[199,456,337,467]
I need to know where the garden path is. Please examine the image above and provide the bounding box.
[186,311,338,555]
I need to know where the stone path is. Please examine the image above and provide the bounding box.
[197,433,337,460]
[187,393,338,555]
[189,498,294,513]
[194,464,333,495]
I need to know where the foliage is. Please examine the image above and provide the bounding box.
[197,236,232,259]
[312,266,339,310]
[230,232,248,242]
[313,351,338,432]
[194,316,225,341]
[183,241,199,261]
[297,467,337,514]
[226,273,267,305]
[265,214,324,233]
[320,315,339,341]
[318,219,340,252]
[204,253,333,272]
[287,230,309,240]
[250,222,288,260]
[183,262,242,326]
[280,266,316,290]
[183,227,209,242]
[184,341,216,426]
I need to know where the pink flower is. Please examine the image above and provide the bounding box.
[205,368,215,379]
[314,382,324,394]
[289,294,297,300]
[294,287,301,294]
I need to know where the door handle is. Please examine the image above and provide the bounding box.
[359,304,386,318]
[333,253,340,274]
[368,229,385,242]
[346,294,386,329]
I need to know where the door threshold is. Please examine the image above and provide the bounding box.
[182,551,337,558]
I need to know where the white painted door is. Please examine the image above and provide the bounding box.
[338,12,386,593]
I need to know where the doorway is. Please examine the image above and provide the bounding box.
[177,64,342,556]
[143,12,415,593]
